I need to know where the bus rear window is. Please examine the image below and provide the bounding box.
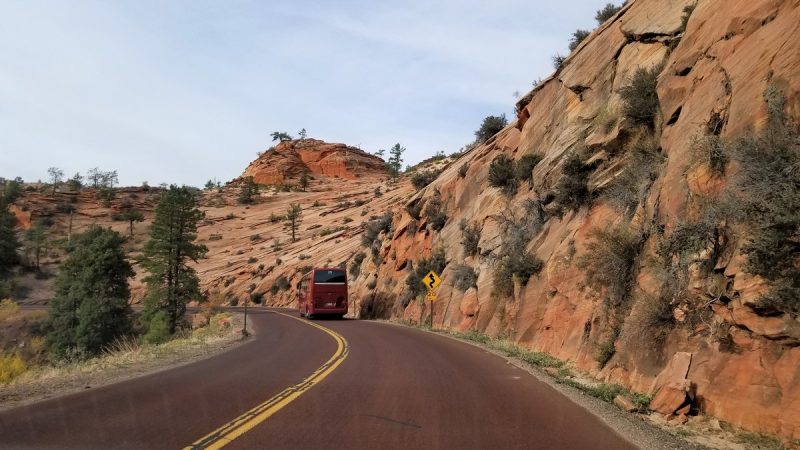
[314,270,346,284]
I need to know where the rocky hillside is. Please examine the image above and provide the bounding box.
[241,139,387,185]
[340,0,800,440]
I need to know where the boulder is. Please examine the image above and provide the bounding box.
[614,395,638,413]
[651,379,695,415]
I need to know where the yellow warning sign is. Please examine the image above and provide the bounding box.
[422,271,442,291]
[426,290,438,302]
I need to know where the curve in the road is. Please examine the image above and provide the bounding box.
[186,312,349,450]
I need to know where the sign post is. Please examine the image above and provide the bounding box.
[422,271,441,329]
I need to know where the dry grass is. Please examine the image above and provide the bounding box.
[4,313,241,393]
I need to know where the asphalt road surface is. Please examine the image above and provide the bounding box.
[0,309,636,450]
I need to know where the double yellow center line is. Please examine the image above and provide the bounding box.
[185,313,349,449]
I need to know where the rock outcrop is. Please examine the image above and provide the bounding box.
[241,139,387,185]
[340,0,800,440]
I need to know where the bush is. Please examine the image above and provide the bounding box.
[0,353,27,383]
[407,219,418,235]
[602,137,663,212]
[459,219,481,257]
[492,210,544,297]
[694,135,729,176]
[424,191,447,231]
[569,29,590,51]
[452,264,478,291]
[554,149,593,211]
[250,234,261,241]
[0,298,19,322]
[458,163,468,178]
[374,187,383,197]
[366,279,377,290]
[595,3,622,24]
[578,225,642,305]
[679,3,697,33]
[596,337,617,368]
[727,86,800,315]
[143,311,171,345]
[404,247,447,300]
[362,212,393,247]
[474,114,508,143]
[274,275,290,291]
[515,154,543,184]
[247,256,258,264]
[406,202,422,220]
[625,291,676,347]
[619,65,662,127]
[488,155,518,196]
[552,54,566,69]
[349,252,365,277]
[411,170,441,189]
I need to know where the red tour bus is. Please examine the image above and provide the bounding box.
[297,267,348,319]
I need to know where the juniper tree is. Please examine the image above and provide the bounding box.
[140,185,207,335]
[47,167,64,196]
[119,208,145,238]
[475,114,508,143]
[46,225,133,359]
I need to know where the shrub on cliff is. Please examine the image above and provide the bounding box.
[474,114,508,143]
[569,29,590,51]
[424,191,447,231]
[602,137,663,213]
[452,264,478,292]
[491,210,544,297]
[459,219,481,257]
[349,252,365,277]
[404,247,447,300]
[554,148,594,211]
[411,170,441,189]
[728,86,800,315]
[619,65,662,128]
[362,212,393,248]
[488,154,518,196]
[578,225,642,306]
[515,154,543,185]
[595,3,622,24]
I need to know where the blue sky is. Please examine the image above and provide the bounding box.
[1,0,612,187]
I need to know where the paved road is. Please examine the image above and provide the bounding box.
[0,309,635,449]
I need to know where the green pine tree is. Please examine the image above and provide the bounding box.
[46,225,133,359]
[0,201,20,275]
[284,203,303,242]
[299,171,309,191]
[386,143,405,180]
[25,222,46,271]
[140,185,208,335]
[119,208,145,238]
[237,176,259,204]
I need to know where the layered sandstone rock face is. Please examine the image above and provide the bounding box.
[241,139,387,185]
[343,0,800,439]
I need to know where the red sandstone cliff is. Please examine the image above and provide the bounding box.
[341,0,800,440]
